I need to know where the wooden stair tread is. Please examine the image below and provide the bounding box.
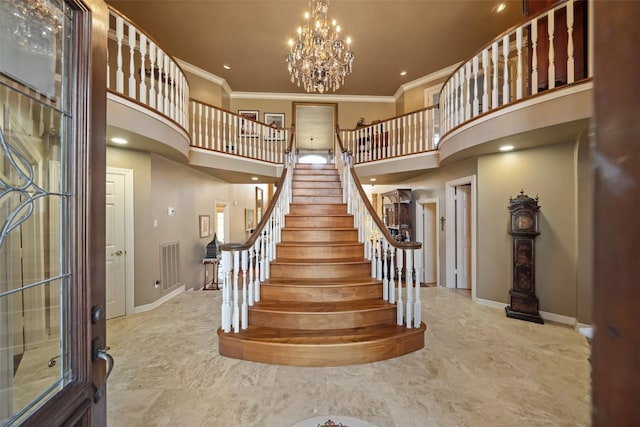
[252,299,393,313]
[272,258,368,264]
[218,323,426,344]
[263,278,381,286]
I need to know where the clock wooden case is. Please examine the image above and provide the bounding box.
[505,190,544,324]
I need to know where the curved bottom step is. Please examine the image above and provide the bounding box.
[218,322,427,366]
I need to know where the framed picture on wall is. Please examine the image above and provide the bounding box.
[199,215,211,238]
[255,187,264,223]
[264,112,285,141]
[238,110,259,137]
[245,208,255,231]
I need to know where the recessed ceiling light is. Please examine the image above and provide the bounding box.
[111,137,128,145]
[400,71,407,76]
[494,3,506,13]
[223,64,231,70]
[251,177,259,181]
[370,178,377,182]
[500,145,514,151]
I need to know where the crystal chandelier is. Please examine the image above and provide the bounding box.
[285,0,355,94]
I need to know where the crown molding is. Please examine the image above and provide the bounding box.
[393,62,462,100]
[230,91,395,103]
[176,58,232,96]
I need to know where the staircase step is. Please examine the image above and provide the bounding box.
[295,163,336,170]
[294,168,338,175]
[292,195,343,204]
[292,187,343,197]
[281,227,358,242]
[248,299,397,330]
[276,242,363,259]
[260,278,382,302]
[293,174,341,182]
[289,204,348,215]
[285,215,354,228]
[218,322,427,366]
[270,259,371,279]
[292,180,342,188]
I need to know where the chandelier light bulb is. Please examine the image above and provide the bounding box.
[285,0,355,94]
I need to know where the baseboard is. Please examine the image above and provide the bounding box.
[475,297,576,326]
[134,285,185,314]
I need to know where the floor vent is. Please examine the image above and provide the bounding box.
[160,242,180,291]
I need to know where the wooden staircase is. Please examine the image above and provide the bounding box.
[217,163,426,366]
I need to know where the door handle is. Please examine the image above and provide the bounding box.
[92,336,115,403]
[111,250,123,256]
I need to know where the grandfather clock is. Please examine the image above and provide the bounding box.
[505,190,544,324]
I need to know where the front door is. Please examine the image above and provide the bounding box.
[0,0,109,425]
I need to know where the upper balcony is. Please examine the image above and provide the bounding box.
[106,0,592,181]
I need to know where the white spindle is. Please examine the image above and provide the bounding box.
[169,61,176,120]
[492,42,499,108]
[396,251,404,325]
[204,105,209,149]
[115,16,124,93]
[164,54,170,114]
[232,251,240,332]
[482,49,489,112]
[532,20,539,95]
[156,50,164,113]
[406,249,413,328]
[567,0,575,84]
[472,56,479,116]
[465,62,472,121]
[139,34,147,104]
[413,248,422,327]
[248,247,255,306]
[198,103,203,147]
[149,44,156,108]
[241,250,248,329]
[516,27,523,99]
[254,240,261,302]
[548,10,556,89]
[221,250,231,332]
[502,34,510,105]
[389,249,396,304]
[128,25,136,99]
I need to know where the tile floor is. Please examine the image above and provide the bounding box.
[106,287,591,427]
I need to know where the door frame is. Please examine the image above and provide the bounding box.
[106,167,135,316]
[445,175,477,300]
[415,198,440,286]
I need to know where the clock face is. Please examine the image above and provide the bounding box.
[516,213,534,230]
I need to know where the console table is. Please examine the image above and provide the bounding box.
[202,258,220,290]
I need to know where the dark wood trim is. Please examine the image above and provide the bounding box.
[592,2,640,426]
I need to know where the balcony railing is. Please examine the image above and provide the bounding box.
[339,107,439,165]
[189,100,289,164]
[440,0,591,138]
[107,6,189,129]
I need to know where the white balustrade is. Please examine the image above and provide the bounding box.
[107,7,189,129]
[335,144,422,329]
[188,100,288,163]
[339,107,437,165]
[439,0,590,139]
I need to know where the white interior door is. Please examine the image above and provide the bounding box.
[455,185,472,289]
[105,172,127,319]
[423,203,438,285]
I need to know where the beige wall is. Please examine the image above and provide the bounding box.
[398,77,447,114]
[229,98,395,130]
[185,70,224,107]
[477,142,578,317]
[576,131,593,324]
[106,147,260,307]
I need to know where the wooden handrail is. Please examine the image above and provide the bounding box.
[219,124,295,252]
[335,125,421,251]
